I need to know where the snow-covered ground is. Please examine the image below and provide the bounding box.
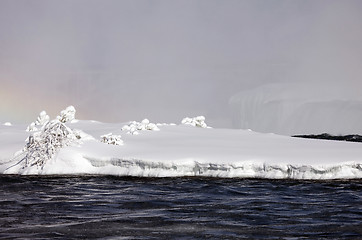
[230,83,362,136]
[0,107,361,179]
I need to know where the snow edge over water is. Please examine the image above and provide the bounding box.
[85,158,362,179]
[3,156,362,179]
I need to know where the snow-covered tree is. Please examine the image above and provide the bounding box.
[22,120,76,168]
[19,106,79,169]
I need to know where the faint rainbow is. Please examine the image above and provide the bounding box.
[0,82,74,123]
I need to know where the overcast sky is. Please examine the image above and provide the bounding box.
[1,0,361,126]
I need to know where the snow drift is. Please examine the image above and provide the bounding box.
[229,83,362,136]
[0,106,361,179]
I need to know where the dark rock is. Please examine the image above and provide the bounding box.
[292,133,362,143]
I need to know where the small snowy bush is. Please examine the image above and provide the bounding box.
[100,133,123,145]
[181,116,210,128]
[121,119,160,135]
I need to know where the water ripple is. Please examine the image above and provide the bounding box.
[0,176,361,239]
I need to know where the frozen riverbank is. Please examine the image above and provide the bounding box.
[1,107,361,179]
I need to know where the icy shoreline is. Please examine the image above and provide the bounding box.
[1,107,362,179]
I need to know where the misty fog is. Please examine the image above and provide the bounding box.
[1,0,361,128]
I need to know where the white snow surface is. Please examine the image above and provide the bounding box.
[230,83,362,136]
[0,119,361,179]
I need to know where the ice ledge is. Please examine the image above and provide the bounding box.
[8,155,360,180]
[85,158,362,179]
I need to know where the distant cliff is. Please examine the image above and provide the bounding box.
[229,83,362,136]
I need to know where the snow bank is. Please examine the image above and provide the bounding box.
[229,83,362,136]
[0,107,361,179]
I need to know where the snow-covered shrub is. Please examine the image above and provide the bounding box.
[121,119,160,135]
[100,133,123,145]
[18,106,79,169]
[4,122,12,126]
[26,111,50,132]
[181,116,210,128]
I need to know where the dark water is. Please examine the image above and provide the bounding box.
[0,176,361,239]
